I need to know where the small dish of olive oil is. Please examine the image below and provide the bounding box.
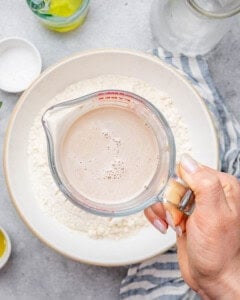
[26,0,90,32]
[0,227,11,269]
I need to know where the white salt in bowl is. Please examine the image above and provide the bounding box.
[0,37,42,93]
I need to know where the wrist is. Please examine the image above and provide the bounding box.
[197,269,240,300]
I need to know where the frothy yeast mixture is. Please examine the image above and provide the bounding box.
[61,106,159,204]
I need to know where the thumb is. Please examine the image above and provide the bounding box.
[179,154,227,211]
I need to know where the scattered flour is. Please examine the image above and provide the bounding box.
[28,75,192,239]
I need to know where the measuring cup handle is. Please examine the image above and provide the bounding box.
[159,175,195,228]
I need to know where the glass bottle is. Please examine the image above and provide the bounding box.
[151,0,240,56]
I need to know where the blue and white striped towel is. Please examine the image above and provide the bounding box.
[119,47,240,300]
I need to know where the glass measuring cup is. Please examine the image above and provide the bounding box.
[42,90,194,217]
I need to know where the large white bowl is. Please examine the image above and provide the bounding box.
[3,49,219,266]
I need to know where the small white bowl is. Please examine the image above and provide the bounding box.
[0,37,42,93]
[0,227,11,269]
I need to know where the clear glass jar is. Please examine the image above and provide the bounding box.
[26,0,90,32]
[151,0,240,56]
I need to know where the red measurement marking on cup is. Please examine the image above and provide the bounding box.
[97,91,132,103]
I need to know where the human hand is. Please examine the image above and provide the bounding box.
[144,154,240,299]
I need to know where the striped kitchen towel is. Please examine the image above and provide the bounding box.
[119,48,240,300]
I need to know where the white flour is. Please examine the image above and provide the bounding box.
[28,75,192,239]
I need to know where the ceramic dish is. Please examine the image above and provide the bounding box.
[0,227,11,269]
[4,49,219,266]
[0,37,42,93]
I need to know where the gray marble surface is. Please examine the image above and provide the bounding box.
[0,1,239,299]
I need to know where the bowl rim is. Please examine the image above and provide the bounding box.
[0,36,42,93]
[3,48,220,266]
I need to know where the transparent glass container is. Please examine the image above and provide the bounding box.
[26,0,90,32]
[151,0,240,56]
[42,90,194,217]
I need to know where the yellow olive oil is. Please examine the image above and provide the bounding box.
[48,0,83,17]
[27,0,89,32]
[0,230,6,257]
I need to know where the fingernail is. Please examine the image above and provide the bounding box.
[166,212,183,237]
[165,211,175,229]
[175,226,182,237]
[180,154,199,174]
[153,219,167,234]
